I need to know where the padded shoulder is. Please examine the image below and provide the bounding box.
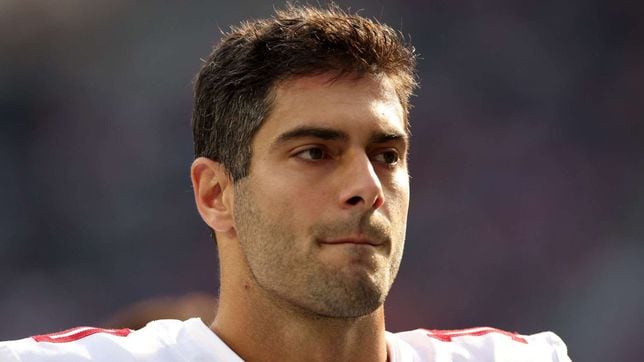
[389,327,570,362]
[0,319,187,362]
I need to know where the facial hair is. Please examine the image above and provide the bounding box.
[233,179,405,319]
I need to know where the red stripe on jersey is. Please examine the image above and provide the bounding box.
[32,327,132,343]
[423,327,528,344]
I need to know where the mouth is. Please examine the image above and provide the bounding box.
[318,237,382,247]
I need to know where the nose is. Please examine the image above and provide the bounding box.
[339,153,385,211]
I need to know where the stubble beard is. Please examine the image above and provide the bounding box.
[233,180,405,319]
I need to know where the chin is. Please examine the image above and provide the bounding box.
[306,276,389,319]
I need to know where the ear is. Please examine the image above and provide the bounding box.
[190,157,235,232]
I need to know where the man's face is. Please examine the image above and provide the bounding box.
[232,74,409,318]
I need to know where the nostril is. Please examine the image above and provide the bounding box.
[346,196,362,206]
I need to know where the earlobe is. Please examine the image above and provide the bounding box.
[190,157,235,232]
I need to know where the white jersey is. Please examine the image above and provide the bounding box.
[0,318,570,361]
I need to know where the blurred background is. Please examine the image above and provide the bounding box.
[1,1,642,360]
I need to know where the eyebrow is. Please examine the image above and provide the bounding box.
[369,132,408,145]
[273,126,348,146]
[272,125,408,148]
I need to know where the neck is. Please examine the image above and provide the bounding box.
[211,238,388,362]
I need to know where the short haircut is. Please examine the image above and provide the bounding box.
[192,4,417,181]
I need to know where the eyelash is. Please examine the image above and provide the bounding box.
[372,150,400,165]
[293,147,400,166]
[294,147,331,161]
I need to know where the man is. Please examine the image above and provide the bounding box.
[0,5,570,361]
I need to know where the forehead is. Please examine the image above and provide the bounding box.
[273,73,401,109]
[258,73,407,140]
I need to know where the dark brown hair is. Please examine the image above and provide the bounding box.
[192,4,417,181]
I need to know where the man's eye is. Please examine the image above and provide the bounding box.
[372,150,399,165]
[294,147,328,160]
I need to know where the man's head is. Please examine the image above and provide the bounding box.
[192,4,416,181]
[191,5,417,319]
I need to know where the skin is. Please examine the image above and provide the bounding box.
[191,73,410,362]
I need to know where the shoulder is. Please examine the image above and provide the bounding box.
[0,319,196,362]
[386,326,571,362]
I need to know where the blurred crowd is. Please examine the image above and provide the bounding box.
[1,1,642,361]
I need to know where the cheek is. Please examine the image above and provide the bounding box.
[273,170,331,209]
[256,175,329,229]
[387,173,410,213]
